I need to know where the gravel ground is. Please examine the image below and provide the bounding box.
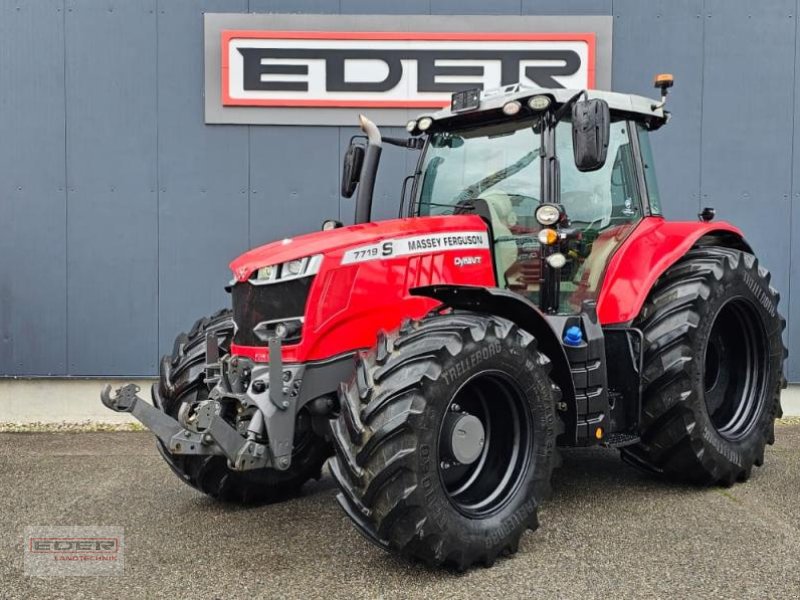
[2,426,799,599]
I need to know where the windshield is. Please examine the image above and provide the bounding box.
[416,119,543,217]
[415,115,643,313]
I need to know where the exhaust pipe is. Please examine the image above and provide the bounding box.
[354,114,382,224]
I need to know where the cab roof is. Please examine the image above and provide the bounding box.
[421,85,668,131]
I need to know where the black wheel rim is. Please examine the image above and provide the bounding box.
[437,370,532,518]
[703,298,769,441]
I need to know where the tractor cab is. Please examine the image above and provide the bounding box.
[343,82,670,316]
[410,86,666,315]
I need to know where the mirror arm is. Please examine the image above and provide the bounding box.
[383,136,425,150]
[553,90,586,122]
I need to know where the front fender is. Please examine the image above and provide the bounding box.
[597,217,751,325]
[411,284,577,441]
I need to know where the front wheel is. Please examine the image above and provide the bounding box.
[623,247,786,485]
[328,312,560,570]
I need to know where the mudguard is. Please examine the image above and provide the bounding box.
[596,217,752,325]
[411,284,577,439]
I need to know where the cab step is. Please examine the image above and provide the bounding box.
[603,433,640,448]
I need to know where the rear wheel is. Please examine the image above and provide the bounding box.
[623,247,786,485]
[328,312,560,569]
[153,309,331,503]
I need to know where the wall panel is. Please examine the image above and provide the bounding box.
[249,127,341,244]
[65,0,158,375]
[700,0,795,347]
[1,1,799,379]
[612,0,704,221]
[0,0,67,374]
[787,0,800,379]
[157,0,250,355]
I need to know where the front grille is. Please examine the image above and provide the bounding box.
[231,276,314,346]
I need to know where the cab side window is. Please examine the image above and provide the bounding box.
[636,123,662,215]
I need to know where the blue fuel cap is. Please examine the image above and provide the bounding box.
[564,326,583,347]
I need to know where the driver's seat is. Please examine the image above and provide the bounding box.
[478,190,518,284]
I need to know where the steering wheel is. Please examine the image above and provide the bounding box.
[560,190,610,233]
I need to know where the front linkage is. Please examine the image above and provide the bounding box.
[102,335,300,472]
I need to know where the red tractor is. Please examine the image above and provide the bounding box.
[102,76,786,570]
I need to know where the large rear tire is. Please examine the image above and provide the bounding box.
[328,312,560,570]
[623,247,786,485]
[153,309,331,503]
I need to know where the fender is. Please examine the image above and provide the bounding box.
[411,284,577,441]
[597,217,752,325]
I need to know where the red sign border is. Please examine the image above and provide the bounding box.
[220,30,596,108]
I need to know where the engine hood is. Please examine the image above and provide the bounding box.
[229,215,488,282]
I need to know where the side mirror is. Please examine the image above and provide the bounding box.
[572,98,610,172]
[341,142,365,198]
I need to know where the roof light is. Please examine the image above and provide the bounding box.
[405,119,417,133]
[528,95,551,111]
[653,73,674,89]
[502,100,521,116]
[417,117,433,131]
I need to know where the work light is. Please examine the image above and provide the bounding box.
[546,253,567,268]
[502,100,521,116]
[528,95,551,111]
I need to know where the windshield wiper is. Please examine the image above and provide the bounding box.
[452,150,538,204]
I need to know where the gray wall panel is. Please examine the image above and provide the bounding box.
[249,127,340,244]
[431,0,520,15]
[522,0,611,14]
[65,0,158,375]
[788,0,800,379]
[341,0,430,14]
[248,0,339,13]
[0,1,67,374]
[157,0,250,355]
[699,0,795,342]
[2,0,800,380]
[612,0,704,221]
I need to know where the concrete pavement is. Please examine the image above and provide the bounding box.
[2,426,799,599]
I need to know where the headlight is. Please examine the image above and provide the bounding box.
[535,203,562,226]
[406,119,417,133]
[417,117,433,131]
[255,265,277,282]
[283,259,305,276]
[251,255,322,285]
